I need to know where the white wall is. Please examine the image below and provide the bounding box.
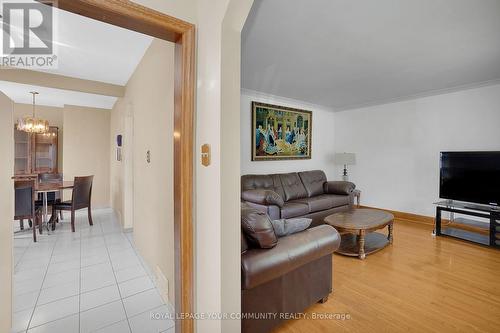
[334,83,500,217]
[0,92,14,333]
[63,105,111,208]
[220,2,254,331]
[194,1,254,332]
[241,89,337,179]
[126,2,253,332]
[110,38,175,303]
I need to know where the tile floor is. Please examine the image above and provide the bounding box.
[12,209,174,333]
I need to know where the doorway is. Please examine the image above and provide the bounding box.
[7,1,195,333]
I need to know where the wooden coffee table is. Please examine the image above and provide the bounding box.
[324,209,394,259]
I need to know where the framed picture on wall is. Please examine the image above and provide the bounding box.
[252,101,312,161]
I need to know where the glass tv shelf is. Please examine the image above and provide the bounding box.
[433,200,500,248]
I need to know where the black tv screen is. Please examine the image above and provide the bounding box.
[440,151,500,206]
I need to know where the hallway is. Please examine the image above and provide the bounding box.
[12,209,174,333]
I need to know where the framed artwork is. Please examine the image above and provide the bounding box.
[252,101,312,161]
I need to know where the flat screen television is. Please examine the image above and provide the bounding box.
[439,151,500,206]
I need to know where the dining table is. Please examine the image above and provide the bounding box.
[35,180,74,230]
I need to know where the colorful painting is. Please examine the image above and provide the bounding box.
[252,101,312,161]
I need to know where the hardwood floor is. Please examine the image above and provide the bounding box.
[273,219,500,333]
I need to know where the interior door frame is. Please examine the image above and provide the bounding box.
[44,1,196,332]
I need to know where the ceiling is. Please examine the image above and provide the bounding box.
[0,0,153,109]
[0,81,117,109]
[38,1,152,85]
[242,0,500,110]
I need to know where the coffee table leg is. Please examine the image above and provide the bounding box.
[358,230,366,259]
[388,222,394,244]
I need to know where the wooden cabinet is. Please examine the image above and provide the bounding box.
[14,126,59,175]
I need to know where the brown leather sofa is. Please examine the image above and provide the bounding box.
[241,170,356,227]
[241,205,341,333]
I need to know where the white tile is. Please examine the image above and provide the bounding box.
[46,261,80,275]
[81,247,107,259]
[109,249,137,261]
[112,256,142,271]
[13,290,39,312]
[129,305,174,333]
[118,276,154,298]
[50,253,80,264]
[42,268,79,289]
[27,314,79,333]
[105,238,130,248]
[94,320,131,333]
[81,262,113,278]
[123,289,164,318]
[14,267,46,283]
[37,280,79,305]
[107,243,132,254]
[14,277,43,295]
[15,261,49,273]
[81,253,110,267]
[11,307,33,333]
[12,210,173,333]
[115,264,147,283]
[80,284,121,312]
[80,300,127,333]
[81,268,116,293]
[30,295,79,328]
[81,238,106,249]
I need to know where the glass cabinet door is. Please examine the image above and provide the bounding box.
[14,128,31,174]
[33,127,58,173]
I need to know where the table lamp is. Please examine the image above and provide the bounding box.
[334,153,356,181]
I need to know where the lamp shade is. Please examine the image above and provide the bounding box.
[334,153,356,165]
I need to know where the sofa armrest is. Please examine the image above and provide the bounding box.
[241,225,340,290]
[241,189,284,208]
[324,181,355,195]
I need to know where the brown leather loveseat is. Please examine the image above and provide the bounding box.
[241,170,356,227]
[241,205,341,333]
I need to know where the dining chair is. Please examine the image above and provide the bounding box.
[51,176,94,232]
[14,180,42,242]
[38,173,64,220]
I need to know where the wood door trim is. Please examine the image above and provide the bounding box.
[45,1,196,332]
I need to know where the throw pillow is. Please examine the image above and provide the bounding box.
[271,218,312,237]
[241,206,278,249]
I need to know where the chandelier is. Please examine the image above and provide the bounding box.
[17,92,49,134]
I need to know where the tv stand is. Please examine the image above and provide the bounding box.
[434,200,500,248]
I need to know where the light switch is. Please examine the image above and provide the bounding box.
[201,144,210,166]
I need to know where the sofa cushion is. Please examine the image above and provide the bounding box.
[242,174,285,200]
[281,201,310,218]
[298,170,327,197]
[241,206,278,249]
[330,194,350,207]
[296,195,335,213]
[296,194,350,213]
[241,189,284,207]
[279,173,308,201]
[324,181,355,195]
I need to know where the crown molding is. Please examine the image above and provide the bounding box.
[333,78,500,112]
[243,78,500,113]
[241,88,335,112]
